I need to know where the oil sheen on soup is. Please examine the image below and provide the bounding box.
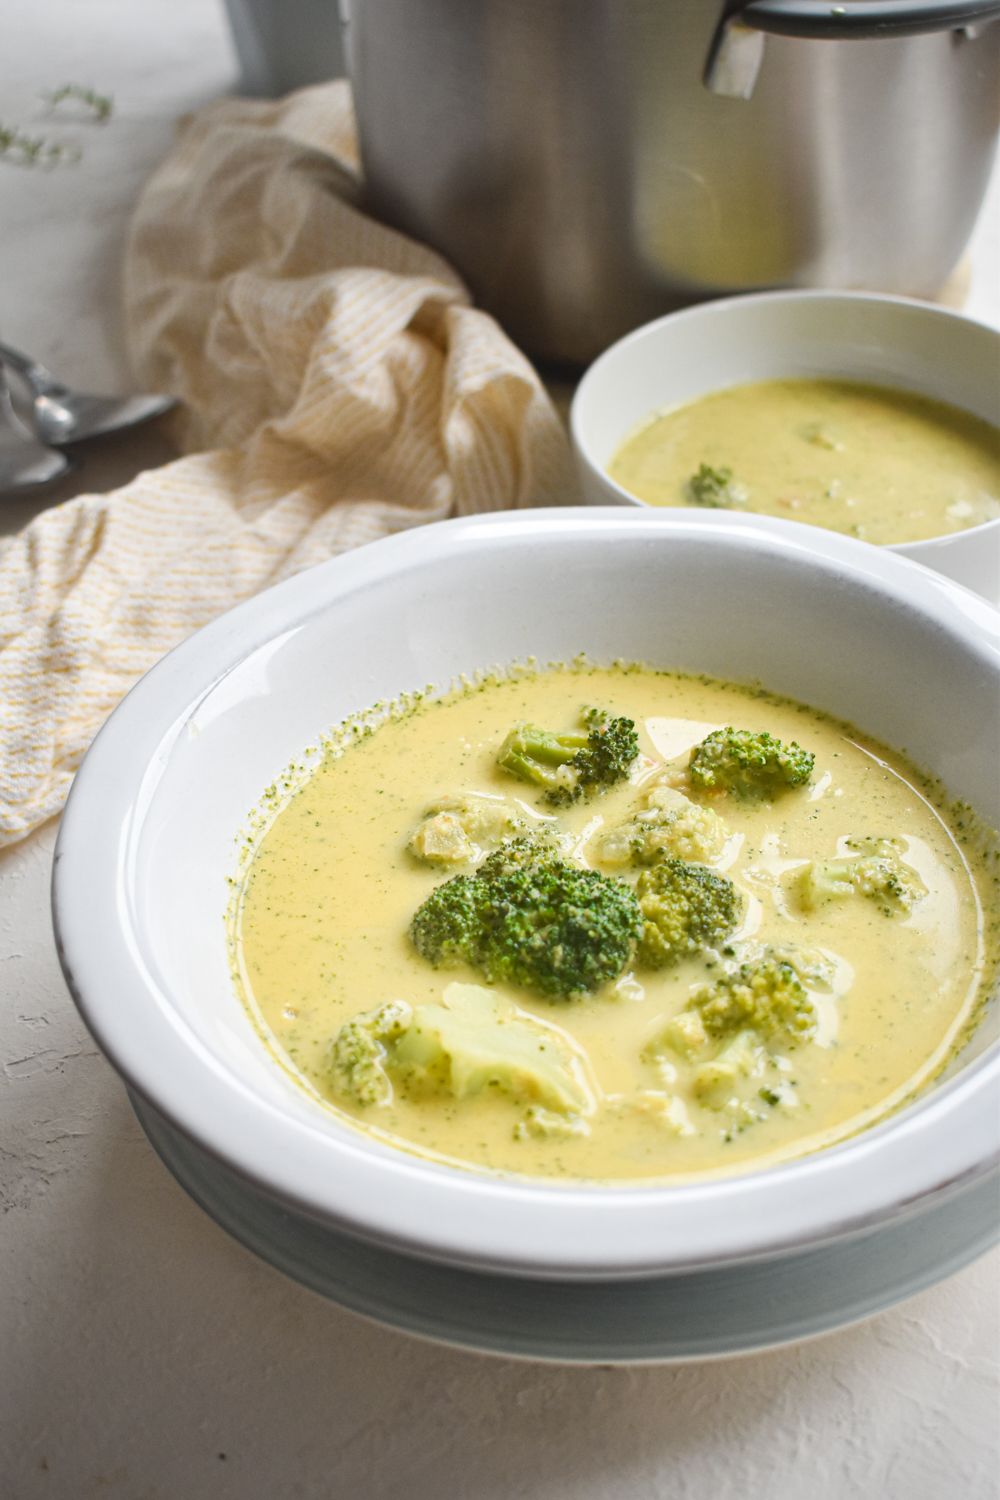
[607,379,1000,545]
[231,666,998,1184]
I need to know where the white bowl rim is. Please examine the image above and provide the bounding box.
[569,288,1000,557]
[52,507,1000,1281]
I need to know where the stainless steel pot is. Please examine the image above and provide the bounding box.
[345,0,1000,363]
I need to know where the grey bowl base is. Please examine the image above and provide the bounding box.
[131,1092,999,1365]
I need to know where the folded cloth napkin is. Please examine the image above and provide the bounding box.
[0,81,574,847]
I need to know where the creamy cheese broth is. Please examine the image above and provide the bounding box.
[607,379,1000,545]
[233,667,996,1183]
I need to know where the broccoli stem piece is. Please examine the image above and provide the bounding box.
[496,724,590,796]
[497,709,638,806]
[407,794,525,866]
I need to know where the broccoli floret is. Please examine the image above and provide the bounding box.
[392,984,594,1115]
[408,793,525,866]
[329,985,595,1126]
[591,783,728,869]
[691,957,817,1045]
[635,857,742,969]
[645,955,814,1132]
[688,1030,800,1127]
[645,1008,799,1131]
[409,836,642,999]
[497,707,638,806]
[474,833,557,877]
[329,999,412,1106]
[408,871,486,968]
[649,953,817,1063]
[570,707,641,797]
[688,727,814,800]
[796,837,927,917]
[690,1029,768,1108]
[686,463,748,509]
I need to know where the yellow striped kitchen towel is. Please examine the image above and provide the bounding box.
[0,82,574,847]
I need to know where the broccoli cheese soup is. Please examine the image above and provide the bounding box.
[607,379,1000,545]
[230,665,999,1184]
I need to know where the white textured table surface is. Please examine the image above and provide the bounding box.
[2,4,999,1497]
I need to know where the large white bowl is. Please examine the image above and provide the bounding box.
[571,292,1000,603]
[52,510,1000,1356]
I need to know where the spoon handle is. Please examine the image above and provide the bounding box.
[0,339,59,397]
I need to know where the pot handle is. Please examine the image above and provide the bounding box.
[706,0,1000,97]
[732,0,1000,39]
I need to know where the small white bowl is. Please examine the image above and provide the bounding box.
[52,511,1000,1356]
[571,291,1000,603]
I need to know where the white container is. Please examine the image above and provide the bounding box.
[571,291,1000,603]
[52,510,1000,1360]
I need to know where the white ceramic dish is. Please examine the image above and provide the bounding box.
[571,291,1000,603]
[131,1089,1000,1363]
[52,510,1000,1354]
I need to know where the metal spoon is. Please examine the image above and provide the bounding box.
[0,362,70,492]
[0,339,175,446]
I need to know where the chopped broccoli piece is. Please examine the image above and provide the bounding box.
[762,942,837,992]
[514,1105,592,1141]
[796,837,927,917]
[409,810,475,865]
[635,857,742,969]
[592,783,729,869]
[409,836,642,999]
[496,723,589,796]
[686,463,748,509]
[645,1010,797,1130]
[329,999,412,1106]
[590,821,649,870]
[689,1030,799,1127]
[692,1032,803,1128]
[647,956,816,1063]
[408,793,525,866]
[644,954,815,1131]
[569,707,641,798]
[654,1007,709,1058]
[392,984,593,1115]
[329,984,594,1124]
[691,956,817,1045]
[472,833,558,878]
[497,708,639,806]
[688,727,814,800]
[691,1029,767,1108]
